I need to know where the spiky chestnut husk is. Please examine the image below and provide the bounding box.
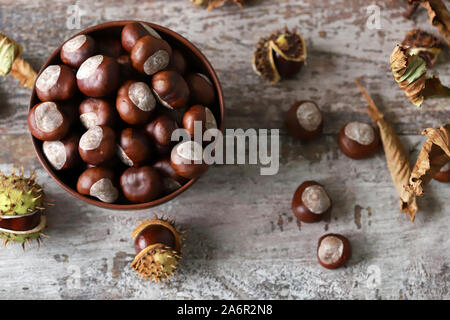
[0,215,46,249]
[253,28,307,83]
[390,45,450,107]
[131,216,183,282]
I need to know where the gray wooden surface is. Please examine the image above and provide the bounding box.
[0,0,450,299]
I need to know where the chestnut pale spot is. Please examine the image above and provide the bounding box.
[318,236,344,265]
[205,107,217,130]
[79,126,103,150]
[80,112,99,129]
[344,122,375,145]
[36,65,61,91]
[117,145,134,167]
[77,55,104,79]
[34,102,63,132]
[176,141,203,162]
[143,50,170,75]
[63,35,87,53]
[89,178,118,203]
[140,23,161,39]
[128,82,156,111]
[43,141,66,170]
[440,162,450,172]
[296,102,322,132]
[301,185,331,214]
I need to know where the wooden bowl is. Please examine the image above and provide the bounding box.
[29,20,225,210]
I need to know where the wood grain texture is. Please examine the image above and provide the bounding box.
[0,0,449,299]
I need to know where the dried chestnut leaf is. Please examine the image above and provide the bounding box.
[407,124,450,196]
[401,29,442,67]
[356,79,418,221]
[409,0,450,45]
[191,0,244,10]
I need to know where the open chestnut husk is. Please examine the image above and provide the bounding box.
[153,157,188,194]
[78,125,116,165]
[28,101,70,141]
[76,55,120,97]
[35,65,77,102]
[338,122,380,159]
[170,141,208,179]
[79,97,115,129]
[185,73,215,106]
[42,133,80,170]
[121,22,161,53]
[434,162,450,182]
[76,167,119,203]
[117,128,152,167]
[253,28,307,83]
[60,34,96,68]
[120,166,163,203]
[285,101,323,141]
[116,80,156,125]
[317,233,352,269]
[292,181,332,223]
[131,216,182,282]
[152,71,190,110]
[131,35,172,76]
[182,105,217,137]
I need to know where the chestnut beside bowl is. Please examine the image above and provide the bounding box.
[29,20,225,210]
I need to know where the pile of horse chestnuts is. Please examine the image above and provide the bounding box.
[28,22,219,205]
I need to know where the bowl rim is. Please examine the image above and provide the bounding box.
[29,20,226,211]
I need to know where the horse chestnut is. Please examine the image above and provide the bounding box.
[79,97,115,129]
[78,125,116,165]
[131,35,172,76]
[338,122,380,159]
[292,181,332,223]
[285,101,323,141]
[185,73,215,106]
[120,166,163,203]
[117,128,152,167]
[76,55,120,97]
[35,65,77,102]
[116,80,156,125]
[182,105,217,137]
[170,141,208,179]
[145,114,179,148]
[28,102,70,141]
[153,157,188,194]
[60,34,96,68]
[152,71,190,109]
[317,233,352,269]
[96,37,124,58]
[121,22,161,53]
[166,49,187,75]
[77,167,119,203]
[42,133,80,170]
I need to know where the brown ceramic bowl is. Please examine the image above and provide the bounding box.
[29,20,225,210]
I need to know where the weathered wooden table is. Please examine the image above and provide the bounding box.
[0,0,449,299]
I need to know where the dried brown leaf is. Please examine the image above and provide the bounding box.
[409,0,450,44]
[10,57,36,89]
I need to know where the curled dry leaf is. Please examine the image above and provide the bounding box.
[356,79,418,221]
[0,32,37,89]
[390,45,450,107]
[191,0,244,10]
[407,124,450,197]
[409,0,450,45]
[402,29,442,67]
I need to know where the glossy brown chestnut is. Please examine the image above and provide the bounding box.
[170,141,208,179]
[116,54,135,78]
[0,212,41,232]
[274,51,304,79]
[60,34,96,68]
[145,114,179,147]
[131,35,172,75]
[153,157,188,194]
[116,80,156,125]
[79,97,115,129]
[76,55,120,97]
[28,102,70,141]
[182,105,217,137]
[42,133,80,170]
[292,181,332,223]
[78,125,116,165]
[35,65,77,102]
[185,73,215,106]
[134,223,176,254]
[120,166,163,203]
[77,167,119,203]
[96,37,124,58]
[118,128,152,167]
[121,22,161,53]
[434,162,450,182]
[338,122,380,159]
[285,101,323,141]
[165,49,187,75]
[152,71,190,110]
[317,233,352,269]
